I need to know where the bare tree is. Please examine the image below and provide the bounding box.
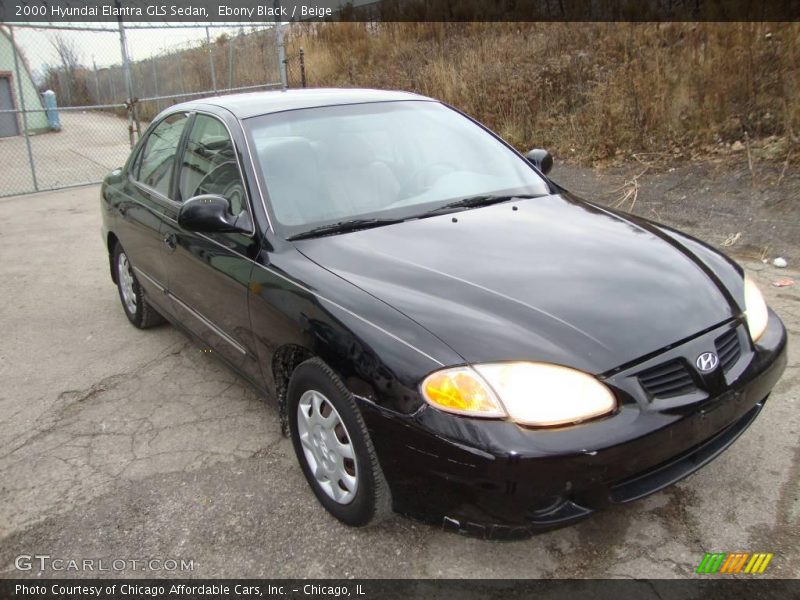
[45,34,90,105]
[52,34,82,69]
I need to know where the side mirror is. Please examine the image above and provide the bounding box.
[177,194,252,234]
[525,148,553,175]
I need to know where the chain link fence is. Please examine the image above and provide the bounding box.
[284,48,307,89]
[0,22,286,197]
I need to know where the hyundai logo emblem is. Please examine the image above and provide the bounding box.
[696,352,719,372]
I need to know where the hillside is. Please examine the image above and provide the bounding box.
[285,22,799,165]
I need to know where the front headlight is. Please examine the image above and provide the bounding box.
[744,275,768,342]
[421,362,616,426]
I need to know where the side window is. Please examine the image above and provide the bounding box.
[134,112,188,198]
[178,114,246,214]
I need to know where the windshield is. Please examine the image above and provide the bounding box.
[244,101,550,238]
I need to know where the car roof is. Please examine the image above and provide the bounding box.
[174,88,434,119]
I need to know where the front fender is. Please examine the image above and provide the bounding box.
[247,246,463,415]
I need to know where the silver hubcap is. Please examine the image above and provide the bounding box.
[297,390,358,504]
[117,252,137,315]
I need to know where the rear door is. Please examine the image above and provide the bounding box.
[162,110,264,384]
[116,111,189,318]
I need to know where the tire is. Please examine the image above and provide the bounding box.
[112,243,165,329]
[288,358,392,527]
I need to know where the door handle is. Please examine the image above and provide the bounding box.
[163,233,176,250]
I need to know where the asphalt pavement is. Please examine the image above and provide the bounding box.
[0,185,797,578]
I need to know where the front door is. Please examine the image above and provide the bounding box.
[163,111,263,385]
[0,76,20,138]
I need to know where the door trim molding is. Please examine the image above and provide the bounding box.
[168,292,248,356]
[133,265,247,356]
[132,266,166,293]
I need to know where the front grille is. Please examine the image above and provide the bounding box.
[715,328,741,372]
[638,359,696,398]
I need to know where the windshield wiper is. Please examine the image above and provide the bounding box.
[287,194,542,240]
[287,217,406,241]
[417,194,540,217]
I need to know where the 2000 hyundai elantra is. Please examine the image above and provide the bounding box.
[101,89,787,538]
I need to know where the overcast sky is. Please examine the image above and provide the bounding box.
[7,1,368,81]
[11,23,257,81]
[7,0,370,81]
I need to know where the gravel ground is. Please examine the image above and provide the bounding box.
[0,166,797,578]
[550,157,800,266]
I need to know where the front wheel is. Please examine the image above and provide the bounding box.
[288,358,392,526]
[113,243,165,329]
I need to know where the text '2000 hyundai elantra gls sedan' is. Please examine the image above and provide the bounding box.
[101,89,787,539]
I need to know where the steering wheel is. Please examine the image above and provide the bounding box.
[221,179,245,215]
[195,162,245,214]
[397,161,458,200]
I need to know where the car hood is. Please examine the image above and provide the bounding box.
[294,194,740,374]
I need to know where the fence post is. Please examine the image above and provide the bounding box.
[93,57,101,103]
[110,72,117,104]
[152,57,160,112]
[299,48,306,88]
[176,49,185,96]
[274,2,288,89]
[57,70,68,105]
[206,27,217,91]
[117,11,138,148]
[228,35,235,90]
[9,25,39,192]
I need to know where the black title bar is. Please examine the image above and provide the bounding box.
[2,579,800,600]
[1,0,799,23]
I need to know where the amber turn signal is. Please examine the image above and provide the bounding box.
[421,367,506,418]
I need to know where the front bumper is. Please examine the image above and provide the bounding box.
[359,310,788,539]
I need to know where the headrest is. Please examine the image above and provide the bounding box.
[256,137,318,179]
[327,132,376,169]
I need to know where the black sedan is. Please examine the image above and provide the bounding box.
[101,89,787,538]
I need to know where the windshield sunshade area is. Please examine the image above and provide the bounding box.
[244,101,551,238]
